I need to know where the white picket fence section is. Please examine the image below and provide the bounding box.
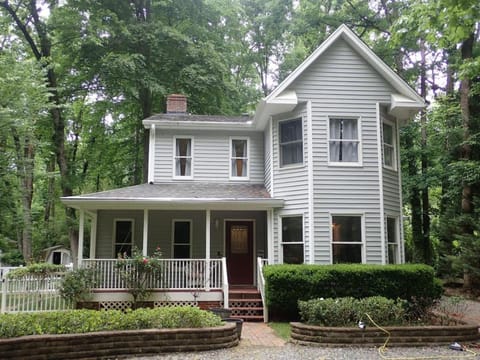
[1,274,72,313]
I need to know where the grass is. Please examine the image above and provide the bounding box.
[268,322,291,341]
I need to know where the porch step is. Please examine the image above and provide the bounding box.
[228,287,264,322]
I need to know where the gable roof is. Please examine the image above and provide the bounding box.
[254,24,425,128]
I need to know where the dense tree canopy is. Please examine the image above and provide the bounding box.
[0,0,479,286]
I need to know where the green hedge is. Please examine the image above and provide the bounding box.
[263,264,443,320]
[298,296,407,326]
[0,307,224,338]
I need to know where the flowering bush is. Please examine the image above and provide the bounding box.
[116,247,163,307]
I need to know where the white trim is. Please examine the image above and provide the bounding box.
[229,136,250,181]
[327,116,363,166]
[171,219,193,258]
[396,120,406,263]
[267,209,274,263]
[113,218,135,258]
[144,119,256,131]
[78,209,85,267]
[306,101,315,264]
[142,209,149,256]
[278,117,304,168]
[172,136,194,180]
[376,104,386,264]
[89,212,97,259]
[148,124,156,183]
[269,118,275,197]
[329,212,365,264]
[279,214,304,264]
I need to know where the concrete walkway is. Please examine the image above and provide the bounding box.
[240,322,285,347]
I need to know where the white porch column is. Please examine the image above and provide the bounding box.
[78,209,85,268]
[89,212,97,259]
[205,209,211,291]
[143,209,149,256]
[267,209,274,263]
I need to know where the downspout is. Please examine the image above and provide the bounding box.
[307,100,315,264]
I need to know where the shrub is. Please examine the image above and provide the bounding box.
[6,263,66,278]
[264,264,443,320]
[298,296,407,326]
[59,268,96,306]
[0,307,223,338]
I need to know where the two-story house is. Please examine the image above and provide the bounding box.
[62,25,424,317]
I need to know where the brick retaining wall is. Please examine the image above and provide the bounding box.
[291,322,480,347]
[0,323,238,360]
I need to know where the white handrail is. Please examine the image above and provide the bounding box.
[221,257,229,309]
[257,257,268,322]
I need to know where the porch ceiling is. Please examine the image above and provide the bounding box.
[61,183,283,210]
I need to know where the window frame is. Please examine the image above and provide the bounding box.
[330,213,365,264]
[278,118,304,168]
[382,119,396,170]
[280,215,304,264]
[328,117,362,166]
[171,219,192,259]
[386,216,400,264]
[172,136,194,179]
[113,218,134,258]
[229,136,250,180]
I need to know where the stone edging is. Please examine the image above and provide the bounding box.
[291,322,480,347]
[0,323,238,360]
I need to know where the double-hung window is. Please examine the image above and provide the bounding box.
[331,215,363,263]
[230,138,248,179]
[329,118,360,164]
[114,219,134,258]
[174,137,192,178]
[173,220,191,258]
[386,217,399,264]
[279,118,303,167]
[281,216,304,264]
[383,121,396,169]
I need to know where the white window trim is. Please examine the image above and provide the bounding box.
[279,214,304,264]
[386,215,400,264]
[327,116,363,167]
[278,117,304,168]
[172,136,194,180]
[382,118,397,171]
[329,213,365,264]
[113,218,135,257]
[229,136,250,181]
[171,219,192,258]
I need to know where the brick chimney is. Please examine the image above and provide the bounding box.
[166,94,187,114]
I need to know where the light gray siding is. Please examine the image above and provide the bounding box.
[153,129,264,184]
[282,38,397,264]
[264,123,272,193]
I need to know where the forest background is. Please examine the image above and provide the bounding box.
[0,0,479,286]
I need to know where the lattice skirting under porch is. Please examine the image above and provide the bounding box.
[98,300,198,311]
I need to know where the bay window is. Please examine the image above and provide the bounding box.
[331,215,362,263]
[387,217,399,264]
[281,216,304,264]
[279,118,303,166]
[383,121,396,169]
[329,118,360,164]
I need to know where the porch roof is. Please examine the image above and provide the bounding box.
[61,183,283,210]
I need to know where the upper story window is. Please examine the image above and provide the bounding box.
[230,138,249,179]
[279,118,303,167]
[329,118,360,164]
[174,137,193,178]
[383,121,396,169]
[331,215,363,263]
[114,219,133,258]
[281,216,304,264]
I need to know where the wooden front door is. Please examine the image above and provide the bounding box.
[226,221,254,285]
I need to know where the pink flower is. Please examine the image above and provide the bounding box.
[143,258,149,264]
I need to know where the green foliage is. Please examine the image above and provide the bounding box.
[298,296,407,327]
[264,264,442,320]
[59,268,96,306]
[116,247,164,306]
[0,307,223,338]
[6,263,66,279]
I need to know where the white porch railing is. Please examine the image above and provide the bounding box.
[81,258,225,291]
[1,274,72,313]
[256,257,268,322]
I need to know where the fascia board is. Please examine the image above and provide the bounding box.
[142,119,255,131]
